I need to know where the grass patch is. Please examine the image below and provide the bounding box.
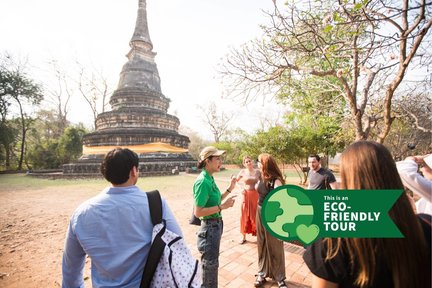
[0,168,304,192]
[0,171,236,193]
[0,174,107,190]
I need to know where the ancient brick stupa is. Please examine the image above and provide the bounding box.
[63,0,195,176]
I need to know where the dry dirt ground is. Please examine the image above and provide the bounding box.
[0,180,102,287]
[0,173,312,288]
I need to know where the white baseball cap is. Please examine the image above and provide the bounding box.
[199,146,225,161]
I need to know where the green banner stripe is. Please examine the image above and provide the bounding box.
[261,185,403,245]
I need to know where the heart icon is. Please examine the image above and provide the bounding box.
[296,224,320,244]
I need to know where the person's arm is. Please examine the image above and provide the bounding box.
[193,179,236,217]
[236,170,246,194]
[274,179,283,188]
[221,176,237,201]
[307,171,312,189]
[303,239,345,288]
[329,182,338,190]
[312,276,339,288]
[396,158,432,201]
[62,221,86,288]
[327,171,338,190]
[194,195,237,217]
[235,169,244,182]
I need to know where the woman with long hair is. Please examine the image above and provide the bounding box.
[236,155,261,244]
[303,141,431,288]
[193,146,237,288]
[254,153,288,288]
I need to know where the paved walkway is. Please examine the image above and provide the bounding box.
[177,174,313,288]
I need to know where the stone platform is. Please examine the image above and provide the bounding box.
[62,152,196,176]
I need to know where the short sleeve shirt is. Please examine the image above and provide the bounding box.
[193,170,222,219]
[303,216,431,288]
[308,168,336,190]
[257,179,274,206]
[303,238,393,288]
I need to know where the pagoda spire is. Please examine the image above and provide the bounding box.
[63,0,194,177]
[129,0,153,54]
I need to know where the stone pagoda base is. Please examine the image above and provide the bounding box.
[63,152,196,177]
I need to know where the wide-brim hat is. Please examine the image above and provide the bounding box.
[424,154,432,169]
[199,146,225,161]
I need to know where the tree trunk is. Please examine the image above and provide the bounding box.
[5,145,10,169]
[16,99,25,171]
[18,119,25,170]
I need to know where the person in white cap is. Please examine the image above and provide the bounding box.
[193,146,237,288]
[396,154,432,215]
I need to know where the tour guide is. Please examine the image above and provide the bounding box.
[193,146,237,288]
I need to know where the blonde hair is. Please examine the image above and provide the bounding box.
[242,155,252,166]
[325,141,430,287]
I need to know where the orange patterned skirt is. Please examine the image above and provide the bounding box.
[240,189,259,235]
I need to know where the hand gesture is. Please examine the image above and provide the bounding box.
[221,195,237,210]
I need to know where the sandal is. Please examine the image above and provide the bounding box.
[239,238,246,244]
[277,280,288,287]
[254,274,266,287]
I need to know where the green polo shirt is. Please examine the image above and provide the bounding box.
[193,169,222,219]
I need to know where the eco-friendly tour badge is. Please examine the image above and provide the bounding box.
[261,185,403,245]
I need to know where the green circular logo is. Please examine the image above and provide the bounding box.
[261,185,319,245]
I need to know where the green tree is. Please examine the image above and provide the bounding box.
[25,111,60,169]
[26,124,87,169]
[221,0,432,143]
[0,62,43,170]
[241,126,292,169]
[241,122,346,184]
[27,141,61,169]
[57,126,86,164]
[0,120,18,169]
[213,141,243,165]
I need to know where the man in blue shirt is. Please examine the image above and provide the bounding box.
[62,148,183,288]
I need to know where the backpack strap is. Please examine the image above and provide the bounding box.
[324,173,330,190]
[417,213,431,257]
[140,190,166,288]
[268,179,275,191]
[146,190,162,225]
[418,213,432,227]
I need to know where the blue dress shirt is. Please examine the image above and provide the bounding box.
[62,185,183,288]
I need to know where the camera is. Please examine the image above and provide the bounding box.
[407,143,416,150]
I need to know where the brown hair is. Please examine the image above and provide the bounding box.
[325,141,430,287]
[197,156,215,169]
[258,153,285,185]
[308,154,321,162]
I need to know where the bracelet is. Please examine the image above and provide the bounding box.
[218,205,222,212]
[226,188,231,193]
